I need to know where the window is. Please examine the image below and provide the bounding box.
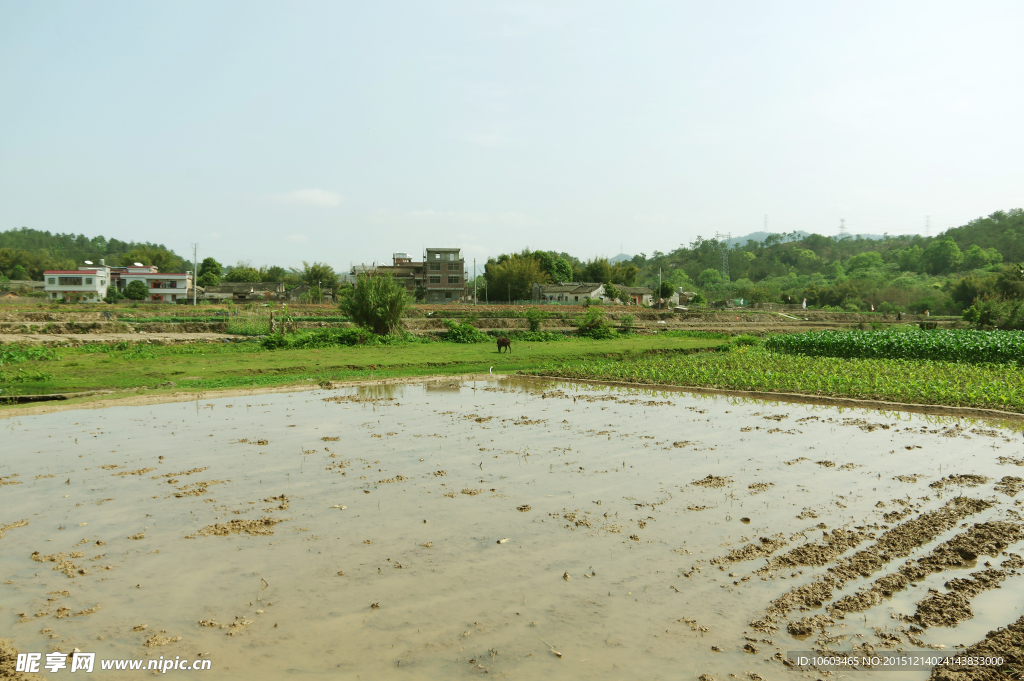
[169,281,177,288]
[171,294,177,301]
[448,253,454,261]
[574,296,579,301]
[51,292,57,298]
[445,292,451,298]
[85,278,93,284]
[47,278,55,285]
[429,276,441,284]
[448,275,460,284]
[429,263,441,271]
[58,276,83,286]
[99,280,105,286]
[434,253,440,259]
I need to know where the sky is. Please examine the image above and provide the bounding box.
[2,1,1024,272]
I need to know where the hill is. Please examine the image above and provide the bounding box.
[0,227,187,280]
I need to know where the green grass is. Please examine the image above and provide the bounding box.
[764,329,1024,366]
[532,346,1024,412]
[0,334,725,403]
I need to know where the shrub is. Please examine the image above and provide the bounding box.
[444,319,489,343]
[104,288,124,304]
[619,314,635,334]
[525,307,547,332]
[689,293,707,305]
[576,307,614,339]
[340,272,409,335]
[733,334,760,346]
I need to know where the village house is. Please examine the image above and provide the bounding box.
[43,263,112,303]
[119,265,193,303]
[350,248,469,303]
[614,286,654,306]
[531,281,605,303]
[204,282,288,302]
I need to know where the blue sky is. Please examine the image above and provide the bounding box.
[2,1,1023,271]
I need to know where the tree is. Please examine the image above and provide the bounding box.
[297,261,337,290]
[197,272,220,287]
[658,281,674,298]
[122,246,182,273]
[610,263,639,286]
[921,238,964,275]
[198,257,222,278]
[124,280,148,300]
[9,264,28,280]
[223,266,261,283]
[341,272,409,335]
[263,265,287,282]
[551,258,573,283]
[581,258,612,283]
[485,254,550,301]
[896,246,923,272]
[603,283,620,302]
[846,251,884,272]
[697,268,722,289]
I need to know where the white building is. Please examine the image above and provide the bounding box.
[119,266,192,304]
[43,265,111,303]
[43,264,193,304]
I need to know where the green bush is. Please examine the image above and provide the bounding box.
[444,319,489,343]
[340,272,409,335]
[525,307,547,332]
[619,314,635,334]
[576,307,614,339]
[0,344,61,365]
[689,293,707,305]
[124,280,149,300]
[733,334,760,346]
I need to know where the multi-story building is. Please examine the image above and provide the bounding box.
[119,265,192,304]
[351,248,468,303]
[421,247,467,303]
[43,261,193,303]
[43,264,112,302]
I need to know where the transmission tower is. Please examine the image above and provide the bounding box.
[715,231,731,283]
[838,218,848,238]
[925,215,930,238]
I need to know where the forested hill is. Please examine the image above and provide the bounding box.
[0,227,187,280]
[942,209,1024,262]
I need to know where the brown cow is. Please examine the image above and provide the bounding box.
[496,337,512,353]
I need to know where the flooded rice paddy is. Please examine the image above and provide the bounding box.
[2,378,1023,680]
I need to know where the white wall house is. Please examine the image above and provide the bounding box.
[43,264,193,304]
[43,266,111,303]
[120,266,192,304]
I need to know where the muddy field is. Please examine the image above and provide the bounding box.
[1,379,1022,679]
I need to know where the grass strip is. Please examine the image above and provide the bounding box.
[530,346,1024,412]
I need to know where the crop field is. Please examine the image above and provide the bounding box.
[765,329,1024,365]
[534,346,1024,413]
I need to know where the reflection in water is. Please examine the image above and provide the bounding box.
[0,378,1021,680]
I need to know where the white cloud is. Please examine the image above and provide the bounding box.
[270,189,344,207]
[285,234,309,243]
[372,209,558,229]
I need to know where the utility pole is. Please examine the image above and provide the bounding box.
[473,258,476,305]
[192,243,198,306]
[714,231,731,284]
